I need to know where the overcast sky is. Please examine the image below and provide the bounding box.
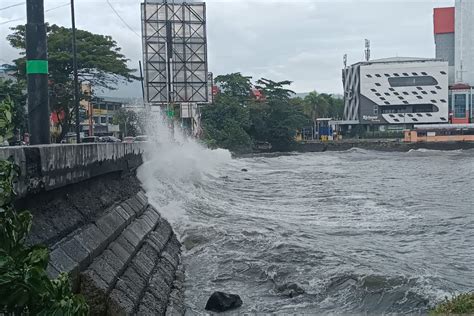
[1,0,454,97]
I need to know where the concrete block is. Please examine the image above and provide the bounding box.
[138,291,166,315]
[140,243,159,264]
[161,251,179,270]
[122,226,141,248]
[95,209,127,244]
[144,206,160,224]
[129,219,150,243]
[124,196,143,216]
[146,231,167,254]
[148,274,171,303]
[81,269,109,315]
[58,237,90,270]
[49,247,78,277]
[141,212,156,231]
[46,263,60,279]
[89,256,117,286]
[155,258,175,286]
[135,191,148,209]
[165,304,185,316]
[107,289,135,316]
[109,241,132,266]
[117,267,146,303]
[130,249,155,279]
[115,234,136,256]
[120,202,136,220]
[114,205,132,224]
[74,224,108,259]
[101,249,125,275]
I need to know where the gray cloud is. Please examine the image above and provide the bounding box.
[1,0,454,97]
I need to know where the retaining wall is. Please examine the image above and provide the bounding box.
[0,143,184,315]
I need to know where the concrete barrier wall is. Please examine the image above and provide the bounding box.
[0,143,144,198]
[0,143,185,315]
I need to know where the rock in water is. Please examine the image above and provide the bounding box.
[276,283,305,298]
[205,291,243,312]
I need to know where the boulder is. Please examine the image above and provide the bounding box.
[205,291,243,313]
[276,282,305,298]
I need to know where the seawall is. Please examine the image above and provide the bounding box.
[296,140,474,152]
[0,143,185,315]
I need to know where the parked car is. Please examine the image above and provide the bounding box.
[99,136,121,143]
[123,136,135,143]
[134,135,149,142]
[81,136,100,143]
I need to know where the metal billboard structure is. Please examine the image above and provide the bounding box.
[141,1,208,106]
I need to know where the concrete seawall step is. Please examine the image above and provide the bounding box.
[46,190,185,315]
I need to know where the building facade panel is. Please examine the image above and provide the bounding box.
[454,0,474,86]
[343,58,449,125]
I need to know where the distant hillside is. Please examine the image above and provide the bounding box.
[293,92,343,99]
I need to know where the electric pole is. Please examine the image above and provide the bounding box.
[70,0,81,143]
[26,0,50,144]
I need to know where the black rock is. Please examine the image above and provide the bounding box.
[276,283,305,298]
[241,168,248,172]
[205,291,243,313]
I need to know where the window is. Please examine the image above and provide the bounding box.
[402,73,409,76]
[371,89,377,92]
[435,86,442,89]
[373,106,378,115]
[380,97,386,101]
[100,116,106,124]
[389,76,438,87]
[384,101,390,105]
[417,113,422,117]
[421,72,428,75]
[375,74,381,77]
[393,119,400,122]
[412,72,418,76]
[93,117,99,124]
[407,114,413,117]
[398,114,404,117]
[412,91,419,95]
[375,93,381,96]
[440,71,447,75]
[431,91,437,94]
[398,96,404,100]
[421,91,428,94]
[417,87,423,90]
[375,83,381,86]
[403,101,409,104]
[384,74,390,77]
[389,88,395,91]
[389,114,395,118]
[417,96,423,99]
[384,93,390,96]
[412,118,418,122]
[403,92,409,95]
[366,74,373,78]
[394,92,400,95]
[454,94,467,118]
[393,73,400,77]
[426,113,432,117]
[440,117,447,121]
[431,100,437,103]
[440,99,446,103]
[108,117,113,124]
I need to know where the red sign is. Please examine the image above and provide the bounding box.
[434,7,455,34]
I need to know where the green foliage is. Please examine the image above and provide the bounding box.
[303,91,344,123]
[202,74,310,152]
[431,293,474,315]
[0,103,88,314]
[0,97,14,144]
[113,108,141,137]
[7,24,137,142]
[0,78,27,136]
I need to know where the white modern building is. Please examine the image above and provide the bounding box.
[343,57,449,128]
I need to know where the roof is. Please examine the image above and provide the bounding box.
[348,57,444,68]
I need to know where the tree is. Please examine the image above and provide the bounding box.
[201,95,252,153]
[112,108,140,137]
[0,78,27,139]
[255,78,295,102]
[7,24,137,142]
[214,73,252,105]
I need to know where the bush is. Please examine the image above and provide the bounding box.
[0,99,88,315]
[431,293,474,315]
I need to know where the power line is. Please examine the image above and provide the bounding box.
[106,0,140,38]
[0,2,69,26]
[0,2,23,11]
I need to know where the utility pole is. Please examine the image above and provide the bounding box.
[70,0,81,143]
[26,0,50,144]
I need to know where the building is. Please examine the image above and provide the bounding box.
[343,57,449,130]
[434,0,474,124]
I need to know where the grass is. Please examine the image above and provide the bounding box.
[431,293,474,315]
